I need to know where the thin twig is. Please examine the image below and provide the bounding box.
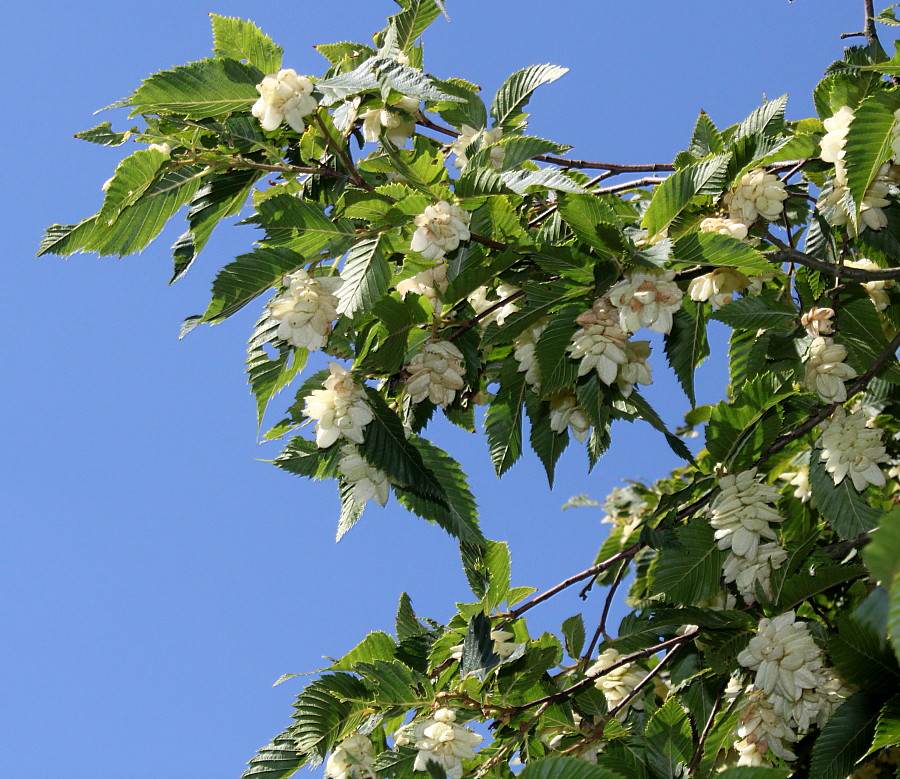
[534,155,675,173]
[314,113,367,187]
[593,177,666,195]
[582,560,630,663]
[501,544,641,623]
[605,644,683,720]
[448,289,525,342]
[764,234,900,281]
[688,684,726,774]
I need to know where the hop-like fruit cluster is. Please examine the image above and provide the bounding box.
[268,269,342,351]
[588,647,649,719]
[407,709,483,779]
[303,363,374,448]
[450,125,504,169]
[339,445,390,506]
[820,106,854,174]
[512,320,548,390]
[467,282,521,327]
[325,734,376,779]
[606,270,683,335]
[361,96,420,147]
[687,267,751,309]
[819,406,888,491]
[845,257,896,310]
[800,307,835,338]
[567,299,630,385]
[725,168,789,225]
[395,264,449,315]
[549,392,591,442]
[617,340,653,397]
[405,341,467,407]
[410,201,471,260]
[252,69,317,132]
[699,216,749,241]
[803,337,857,403]
[733,687,799,766]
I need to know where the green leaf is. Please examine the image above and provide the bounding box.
[501,167,586,195]
[240,731,304,779]
[37,217,100,257]
[316,57,458,106]
[650,520,726,605]
[671,231,771,273]
[484,539,511,612]
[561,615,586,659]
[775,564,868,611]
[252,195,357,256]
[203,247,305,323]
[642,154,730,239]
[274,435,343,482]
[525,392,568,487]
[485,358,528,477]
[844,90,900,219]
[664,301,709,406]
[490,64,569,131]
[862,504,900,585]
[613,391,695,464]
[809,691,883,779]
[557,193,619,252]
[396,593,426,641]
[730,94,789,140]
[387,0,442,52]
[336,479,366,541]
[359,389,440,497]
[74,121,132,146]
[497,135,572,171]
[711,294,797,330]
[210,14,283,74]
[395,437,484,545]
[354,659,432,706]
[481,279,587,347]
[330,631,397,670]
[246,317,308,427]
[867,695,900,755]
[715,769,790,779]
[829,615,900,688]
[839,297,900,384]
[644,698,692,779]
[172,167,262,283]
[809,451,882,538]
[127,58,260,118]
[460,611,500,680]
[336,235,392,319]
[292,674,367,762]
[535,314,579,396]
[688,112,724,157]
[519,757,624,779]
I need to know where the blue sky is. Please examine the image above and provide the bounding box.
[3,1,883,777]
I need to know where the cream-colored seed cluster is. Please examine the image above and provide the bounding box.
[512,321,548,390]
[725,168,789,225]
[567,299,631,385]
[588,647,649,720]
[709,468,787,604]
[269,269,342,351]
[803,337,857,403]
[549,392,592,442]
[410,201,471,260]
[606,270,683,335]
[450,125,504,169]
[361,95,420,147]
[687,267,751,309]
[800,306,835,338]
[339,445,390,506]
[303,363,374,448]
[406,709,483,779]
[405,341,467,407]
[845,258,896,310]
[325,734,376,779]
[395,264,450,315]
[467,282,521,327]
[819,406,888,491]
[733,611,849,765]
[252,69,317,132]
[699,216,750,240]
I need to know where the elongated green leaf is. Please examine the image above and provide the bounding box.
[518,756,623,779]
[561,615,586,659]
[482,279,587,347]
[204,247,306,323]
[716,769,790,779]
[128,58,261,118]
[37,216,100,257]
[501,167,586,195]
[491,64,569,131]
[273,435,343,482]
[172,167,262,283]
[711,294,797,330]
[246,317,308,427]
[337,235,392,319]
[776,564,867,611]
[809,451,882,538]
[535,314,579,397]
[862,504,900,585]
[460,611,500,681]
[388,0,442,51]
[498,136,571,171]
[336,479,365,541]
[330,631,396,670]
[839,297,900,384]
[645,698,692,779]
[844,90,900,218]
[664,301,709,406]
[252,195,357,257]
[731,94,789,140]
[210,14,283,74]
[688,112,724,157]
[642,154,730,239]
[651,520,726,605]
[241,731,304,779]
[484,539,511,612]
[867,695,900,755]
[525,392,568,487]
[485,358,529,476]
[557,193,619,252]
[74,121,132,146]
[829,615,900,688]
[672,231,771,273]
[810,691,882,779]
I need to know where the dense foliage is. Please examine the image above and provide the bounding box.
[42,1,900,777]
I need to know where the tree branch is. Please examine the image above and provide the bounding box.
[582,559,630,663]
[764,235,900,281]
[448,289,525,342]
[593,177,666,195]
[533,155,675,173]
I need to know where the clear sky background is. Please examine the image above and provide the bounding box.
[3,1,887,777]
